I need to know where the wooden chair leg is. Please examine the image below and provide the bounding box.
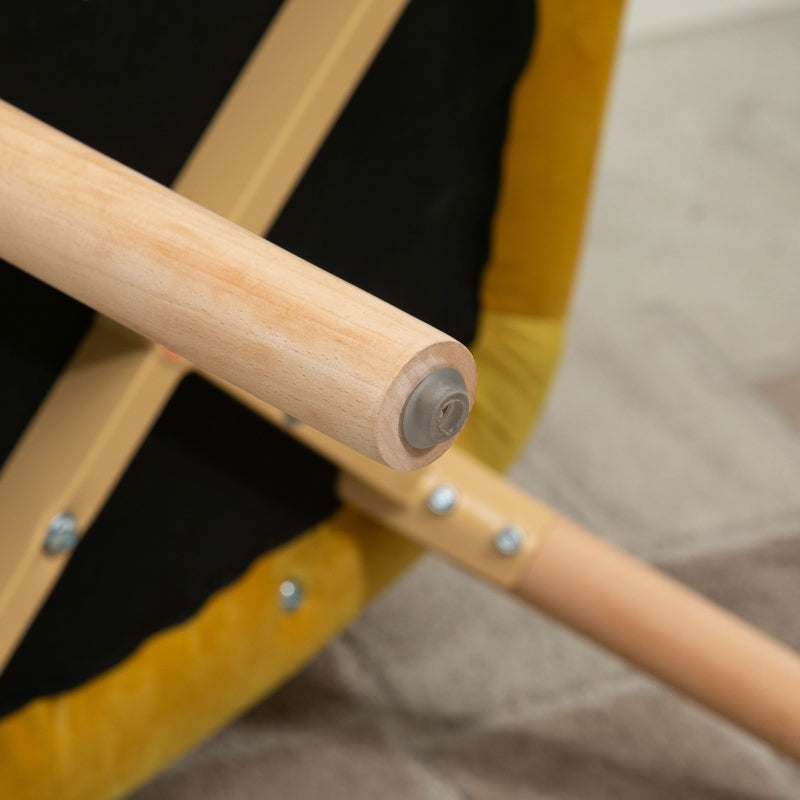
[202,376,800,760]
[333,442,800,761]
[517,517,800,760]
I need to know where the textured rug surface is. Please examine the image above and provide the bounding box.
[131,9,800,798]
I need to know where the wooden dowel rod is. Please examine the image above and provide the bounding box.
[516,518,800,759]
[0,99,475,469]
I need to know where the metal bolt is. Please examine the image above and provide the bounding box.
[493,525,526,557]
[279,579,304,612]
[426,484,459,516]
[44,512,80,556]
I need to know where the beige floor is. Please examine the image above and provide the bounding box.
[132,8,800,799]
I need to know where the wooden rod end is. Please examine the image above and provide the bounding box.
[377,340,477,470]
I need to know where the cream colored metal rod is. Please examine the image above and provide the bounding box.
[0,99,475,469]
[517,518,800,760]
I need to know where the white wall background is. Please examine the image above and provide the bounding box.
[624,0,800,40]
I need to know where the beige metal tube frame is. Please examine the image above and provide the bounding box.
[0,320,186,666]
[174,0,408,228]
[0,98,475,470]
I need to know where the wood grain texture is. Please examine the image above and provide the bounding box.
[516,518,800,760]
[0,100,475,468]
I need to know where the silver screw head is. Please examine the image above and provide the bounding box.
[493,525,526,557]
[279,579,304,612]
[44,512,80,556]
[426,484,458,516]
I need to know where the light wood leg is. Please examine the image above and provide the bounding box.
[334,445,800,762]
[516,518,800,760]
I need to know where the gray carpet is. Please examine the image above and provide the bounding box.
[131,8,800,798]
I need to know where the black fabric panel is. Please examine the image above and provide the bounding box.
[0,0,535,717]
[269,0,535,343]
[0,0,285,185]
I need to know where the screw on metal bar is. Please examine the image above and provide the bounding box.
[402,367,469,450]
[426,484,459,516]
[493,525,526,557]
[279,579,304,612]
[43,512,80,556]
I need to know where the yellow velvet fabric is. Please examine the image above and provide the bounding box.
[0,2,624,797]
[481,0,625,318]
[457,312,563,471]
[0,512,419,800]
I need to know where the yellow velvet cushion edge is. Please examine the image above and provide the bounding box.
[0,509,420,800]
[480,0,625,318]
[456,311,563,471]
